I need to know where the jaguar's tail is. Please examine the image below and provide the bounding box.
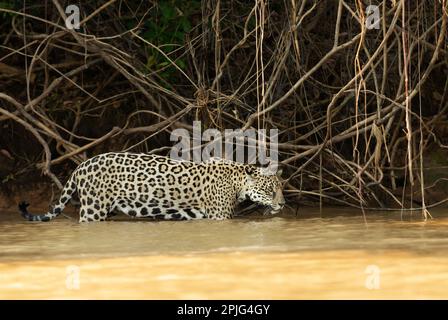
[19,173,77,222]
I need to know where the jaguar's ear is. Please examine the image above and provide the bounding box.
[245,166,256,183]
[260,162,282,177]
[245,166,255,176]
[276,168,283,177]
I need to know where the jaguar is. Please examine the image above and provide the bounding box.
[19,153,285,222]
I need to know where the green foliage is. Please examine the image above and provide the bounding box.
[141,0,200,80]
[0,1,17,19]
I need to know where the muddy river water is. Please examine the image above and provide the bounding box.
[0,207,447,299]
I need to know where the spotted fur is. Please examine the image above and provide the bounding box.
[19,153,285,222]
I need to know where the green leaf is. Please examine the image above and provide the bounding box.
[181,18,191,32]
[158,61,170,68]
[176,59,186,69]
[160,3,176,20]
[146,55,157,69]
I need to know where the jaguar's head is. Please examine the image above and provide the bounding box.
[239,165,285,214]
